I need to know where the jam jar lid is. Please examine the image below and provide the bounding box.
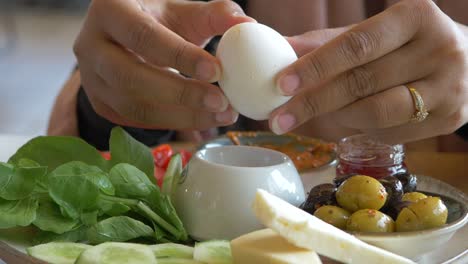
[338,134,405,167]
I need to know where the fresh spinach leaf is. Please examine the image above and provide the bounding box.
[87,216,154,244]
[159,195,187,241]
[144,185,187,240]
[109,127,155,185]
[0,162,47,200]
[17,158,41,167]
[17,159,49,191]
[81,210,99,226]
[0,197,38,228]
[9,136,107,171]
[34,226,88,245]
[97,199,131,216]
[49,175,100,219]
[152,221,173,242]
[50,161,115,195]
[109,163,152,198]
[32,201,80,234]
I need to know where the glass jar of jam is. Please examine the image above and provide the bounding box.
[335,134,408,180]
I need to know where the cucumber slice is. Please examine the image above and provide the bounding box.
[75,242,156,264]
[26,242,91,264]
[150,243,193,259]
[158,259,204,264]
[193,240,233,264]
[162,154,182,196]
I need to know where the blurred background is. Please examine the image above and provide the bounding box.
[0,0,88,136]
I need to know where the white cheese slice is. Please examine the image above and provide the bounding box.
[231,229,322,264]
[253,189,415,264]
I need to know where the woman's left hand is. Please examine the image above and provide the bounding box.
[271,0,468,143]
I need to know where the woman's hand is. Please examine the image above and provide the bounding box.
[74,0,253,130]
[271,0,468,143]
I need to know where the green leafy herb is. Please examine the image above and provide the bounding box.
[144,186,187,241]
[49,175,100,219]
[1,127,188,245]
[0,162,47,200]
[50,161,115,195]
[0,197,38,228]
[96,199,131,216]
[18,158,49,191]
[109,163,152,198]
[87,216,154,244]
[109,127,155,185]
[80,211,99,226]
[34,226,88,245]
[33,201,80,234]
[9,136,107,171]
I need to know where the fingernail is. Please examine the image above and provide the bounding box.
[277,73,300,95]
[203,93,228,111]
[196,60,220,82]
[271,113,296,135]
[216,110,238,124]
[231,6,246,17]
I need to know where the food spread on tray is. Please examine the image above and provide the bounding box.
[0,127,464,264]
[226,131,336,171]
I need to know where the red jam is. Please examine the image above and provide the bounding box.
[335,135,408,180]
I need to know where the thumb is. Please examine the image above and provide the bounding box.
[287,26,352,57]
[165,0,255,46]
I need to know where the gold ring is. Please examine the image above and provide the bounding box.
[407,87,429,123]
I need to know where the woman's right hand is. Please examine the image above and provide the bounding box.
[74,0,253,130]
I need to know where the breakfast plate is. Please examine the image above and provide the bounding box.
[0,134,466,264]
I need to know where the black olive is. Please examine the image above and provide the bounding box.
[300,183,337,214]
[395,173,417,193]
[379,176,404,207]
[381,200,412,220]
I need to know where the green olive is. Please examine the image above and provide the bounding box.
[314,205,351,229]
[346,209,395,233]
[396,196,448,232]
[401,192,427,203]
[336,175,388,212]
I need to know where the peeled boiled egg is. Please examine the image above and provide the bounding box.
[216,22,298,120]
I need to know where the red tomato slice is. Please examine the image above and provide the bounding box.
[100,151,111,160]
[152,144,173,169]
[179,149,192,167]
[154,166,165,187]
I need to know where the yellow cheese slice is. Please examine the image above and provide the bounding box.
[231,229,322,264]
[253,189,415,264]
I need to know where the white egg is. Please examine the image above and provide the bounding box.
[216,22,298,120]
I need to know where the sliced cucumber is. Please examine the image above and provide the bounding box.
[193,240,232,264]
[150,243,194,259]
[26,242,91,264]
[162,154,182,196]
[158,259,204,264]
[75,242,156,264]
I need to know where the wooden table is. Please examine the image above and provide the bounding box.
[405,152,467,193]
[0,149,466,264]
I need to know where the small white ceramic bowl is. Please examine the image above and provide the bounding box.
[353,175,468,261]
[173,145,306,241]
